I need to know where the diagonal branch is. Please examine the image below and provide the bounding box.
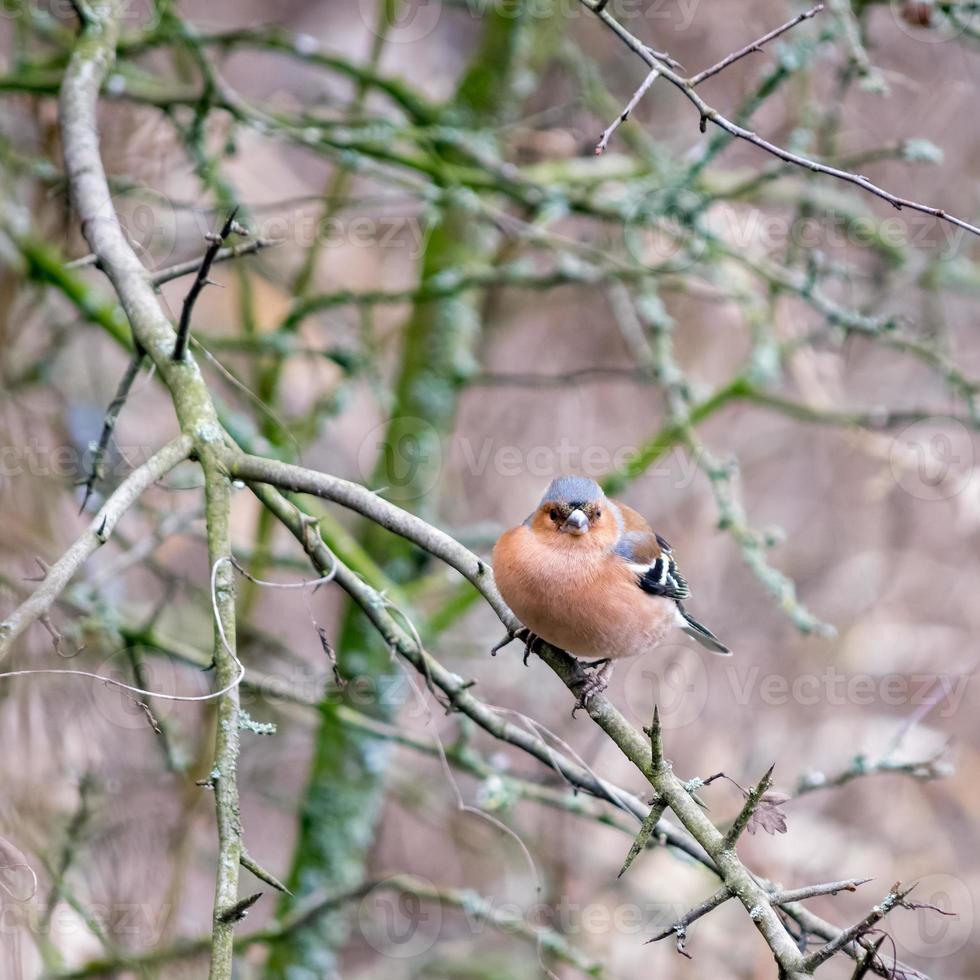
[234,452,945,979]
[0,435,192,662]
[687,5,825,87]
[803,882,917,971]
[579,0,980,238]
[594,67,660,155]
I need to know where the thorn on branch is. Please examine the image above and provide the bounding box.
[618,796,667,877]
[217,891,263,924]
[724,764,777,848]
[172,208,243,361]
[644,704,664,768]
[241,851,292,895]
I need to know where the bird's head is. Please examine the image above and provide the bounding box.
[527,476,617,547]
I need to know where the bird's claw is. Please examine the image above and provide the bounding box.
[522,630,541,666]
[572,659,613,715]
[489,627,539,666]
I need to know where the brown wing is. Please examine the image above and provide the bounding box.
[612,499,675,563]
[611,500,689,601]
[614,500,654,535]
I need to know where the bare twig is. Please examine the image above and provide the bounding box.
[151,237,279,288]
[803,882,916,971]
[172,209,243,361]
[580,0,980,238]
[647,878,872,950]
[687,5,825,87]
[79,348,145,512]
[595,67,660,155]
[0,436,193,662]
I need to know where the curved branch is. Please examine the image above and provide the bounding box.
[0,435,192,662]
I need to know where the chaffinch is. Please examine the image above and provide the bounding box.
[493,475,730,698]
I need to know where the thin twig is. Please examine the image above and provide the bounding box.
[595,67,660,155]
[0,436,193,662]
[79,348,144,512]
[580,0,980,238]
[172,209,242,361]
[687,5,825,87]
[151,237,279,288]
[803,882,916,971]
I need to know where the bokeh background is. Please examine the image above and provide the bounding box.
[1,0,980,977]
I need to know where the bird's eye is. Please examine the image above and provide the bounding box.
[595,508,602,519]
[549,508,559,521]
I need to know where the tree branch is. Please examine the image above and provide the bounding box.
[0,435,192,662]
[579,0,980,238]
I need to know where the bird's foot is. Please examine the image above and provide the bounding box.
[489,627,540,666]
[572,659,613,715]
[522,630,542,666]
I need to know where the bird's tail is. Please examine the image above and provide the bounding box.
[677,604,732,656]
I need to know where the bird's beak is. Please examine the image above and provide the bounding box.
[560,509,589,535]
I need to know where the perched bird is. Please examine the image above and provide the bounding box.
[492,475,730,701]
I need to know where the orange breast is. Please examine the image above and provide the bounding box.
[492,526,676,660]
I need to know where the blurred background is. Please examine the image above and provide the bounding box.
[1,0,979,977]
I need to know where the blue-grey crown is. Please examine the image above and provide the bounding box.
[539,475,604,507]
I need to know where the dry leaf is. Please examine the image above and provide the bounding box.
[746,792,790,836]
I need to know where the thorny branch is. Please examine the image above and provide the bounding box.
[234,455,938,979]
[0,1,969,977]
